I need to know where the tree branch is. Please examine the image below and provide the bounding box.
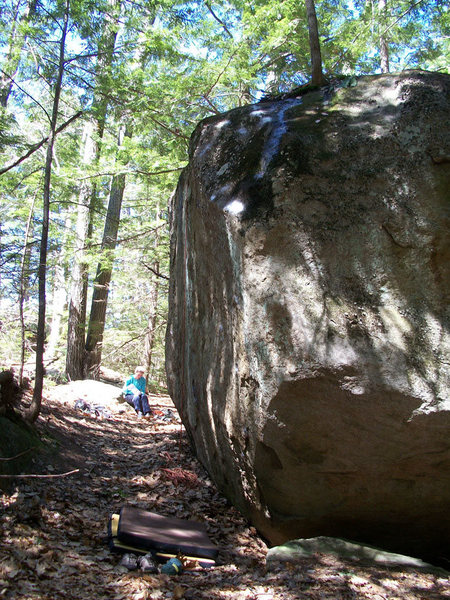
[75,166,186,181]
[0,447,36,461]
[201,94,221,115]
[147,115,189,141]
[205,2,233,38]
[133,166,186,177]
[203,51,236,100]
[380,0,426,37]
[0,110,83,176]
[0,469,80,479]
[142,261,169,280]
[0,68,51,122]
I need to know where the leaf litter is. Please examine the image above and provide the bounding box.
[1,384,449,599]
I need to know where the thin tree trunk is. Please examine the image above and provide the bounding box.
[85,125,131,378]
[19,193,36,386]
[379,0,390,73]
[25,0,70,423]
[305,0,324,86]
[142,200,161,386]
[0,223,2,312]
[45,213,71,364]
[0,0,37,108]
[143,261,160,386]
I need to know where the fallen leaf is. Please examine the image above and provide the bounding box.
[35,562,47,578]
[173,584,185,599]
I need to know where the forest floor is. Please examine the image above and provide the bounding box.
[1,384,449,600]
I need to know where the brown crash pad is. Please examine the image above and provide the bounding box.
[109,505,218,563]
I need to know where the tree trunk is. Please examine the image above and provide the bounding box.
[66,122,96,380]
[85,125,131,378]
[0,223,2,312]
[19,193,36,386]
[0,0,37,107]
[25,0,69,423]
[0,370,19,417]
[379,0,390,73]
[45,213,71,364]
[142,199,162,387]
[305,0,324,86]
[143,261,160,387]
[84,173,126,378]
[65,3,120,380]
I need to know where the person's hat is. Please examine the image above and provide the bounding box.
[135,366,145,373]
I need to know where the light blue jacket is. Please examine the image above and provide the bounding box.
[123,375,146,397]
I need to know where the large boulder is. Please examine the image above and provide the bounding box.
[165,71,450,563]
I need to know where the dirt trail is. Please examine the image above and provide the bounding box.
[0,386,449,599]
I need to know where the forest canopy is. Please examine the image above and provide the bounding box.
[0,0,448,420]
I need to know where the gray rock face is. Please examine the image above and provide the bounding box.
[165,71,450,563]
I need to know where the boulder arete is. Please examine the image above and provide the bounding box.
[165,71,450,563]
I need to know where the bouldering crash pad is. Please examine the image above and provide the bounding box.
[108,505,218,567]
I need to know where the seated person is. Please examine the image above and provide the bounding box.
[123,366,151,419]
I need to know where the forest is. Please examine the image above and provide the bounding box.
[0,0,448,421]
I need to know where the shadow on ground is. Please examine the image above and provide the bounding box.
[0,390,448,599]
